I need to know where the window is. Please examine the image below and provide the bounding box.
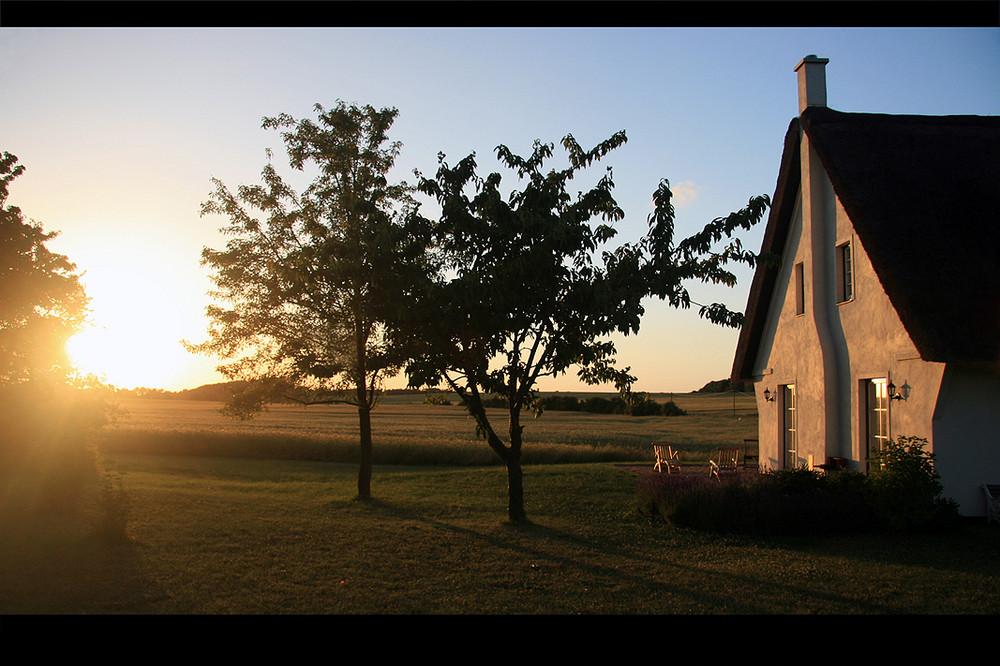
[794,262,805,315]
[836,242,853,303]
[865,378,889,470]
[781,384,797,468]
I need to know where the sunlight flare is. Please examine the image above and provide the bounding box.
[67,322,190,390]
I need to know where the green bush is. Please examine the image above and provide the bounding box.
[660,400,687,416]
[768,466,827,494]
[480,394,508,408]
[530,393,686,417]
[535,395,582,412]
[423,389,452,406]
[627,394,663,416]
[866,436,960,532]
[581,396,623,414]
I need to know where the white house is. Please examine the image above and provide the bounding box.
[731,56,1000,516]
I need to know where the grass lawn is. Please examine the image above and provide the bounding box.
[3,453,999,614]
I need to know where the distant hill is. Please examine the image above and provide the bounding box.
[175,382,248,401]
[117,382,247,402]
[696,378,753,394]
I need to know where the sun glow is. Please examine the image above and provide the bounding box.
[66,323,192,390]
[57,243,222,391]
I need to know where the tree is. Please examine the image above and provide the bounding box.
[0,151,89,386]
[401,133,769,522]
[1,151,115,509]
[189,102,428,501]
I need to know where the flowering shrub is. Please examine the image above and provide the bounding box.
[637,436,960,535]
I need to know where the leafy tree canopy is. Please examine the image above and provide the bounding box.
[399,132,769,521]
[0,151,116,501]
[189,102,430,500]
[0,151,89,386]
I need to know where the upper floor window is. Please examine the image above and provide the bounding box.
[794,262,805,315]
[836,241,853,303]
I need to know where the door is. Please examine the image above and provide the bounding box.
[865,378,890,470]
[781,384,797,469]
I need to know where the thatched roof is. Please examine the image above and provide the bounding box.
[732,107,1000,381]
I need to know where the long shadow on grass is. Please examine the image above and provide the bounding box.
[752,524,1000,579]
[0,516,173,614]
[360,497,903,614]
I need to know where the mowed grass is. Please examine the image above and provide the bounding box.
[5,391,999,614]
[3,453,1000,614]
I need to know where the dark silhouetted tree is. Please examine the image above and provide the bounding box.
[1,151,89,386]
[1,151,114,507]
[189,102,429,501]
[400,133,768,522]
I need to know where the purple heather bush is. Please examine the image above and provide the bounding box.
[637,438,960,536]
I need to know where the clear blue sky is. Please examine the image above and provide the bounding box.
[2,27,997,391]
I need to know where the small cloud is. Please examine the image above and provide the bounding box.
[670,180,700,207]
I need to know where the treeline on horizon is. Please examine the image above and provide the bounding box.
[116,378,753,404]
[520,393,687,417]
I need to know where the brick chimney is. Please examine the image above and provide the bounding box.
[794,54,829,114]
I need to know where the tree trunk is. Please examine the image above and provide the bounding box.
[506,404,527,523]
[354,306,373,501]
[452,381,529,522]
[505,455,527,523]
[357,400,373,501]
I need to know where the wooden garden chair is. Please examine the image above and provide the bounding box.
[709,446,741,479]
[984,485,1000,526]
[742,438,759,469]
[652,443,682,474]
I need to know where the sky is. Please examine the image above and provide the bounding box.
[2,26,998,393]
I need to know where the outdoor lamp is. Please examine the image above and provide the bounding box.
[888,381,911,401]
[763,388,775,402]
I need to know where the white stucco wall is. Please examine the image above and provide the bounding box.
[837,206,947,465]
[754,133,848,472]
[753,189,830,471]
[754,168,997,515]
[753,129,948,478]
[748,57,997,516]
[932,365,1000,516]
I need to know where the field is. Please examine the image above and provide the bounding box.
[99,391,759,466]
[3,390,1000,614]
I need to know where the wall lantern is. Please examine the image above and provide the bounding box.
[888,381,911,401]
[763,388,776,402]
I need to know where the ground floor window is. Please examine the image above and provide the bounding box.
[865,378,890,470]
[781,384,797,468]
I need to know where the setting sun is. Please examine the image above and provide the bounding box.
[10,27,996,397]
[58,244,224,391]
[66,322,191,390]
